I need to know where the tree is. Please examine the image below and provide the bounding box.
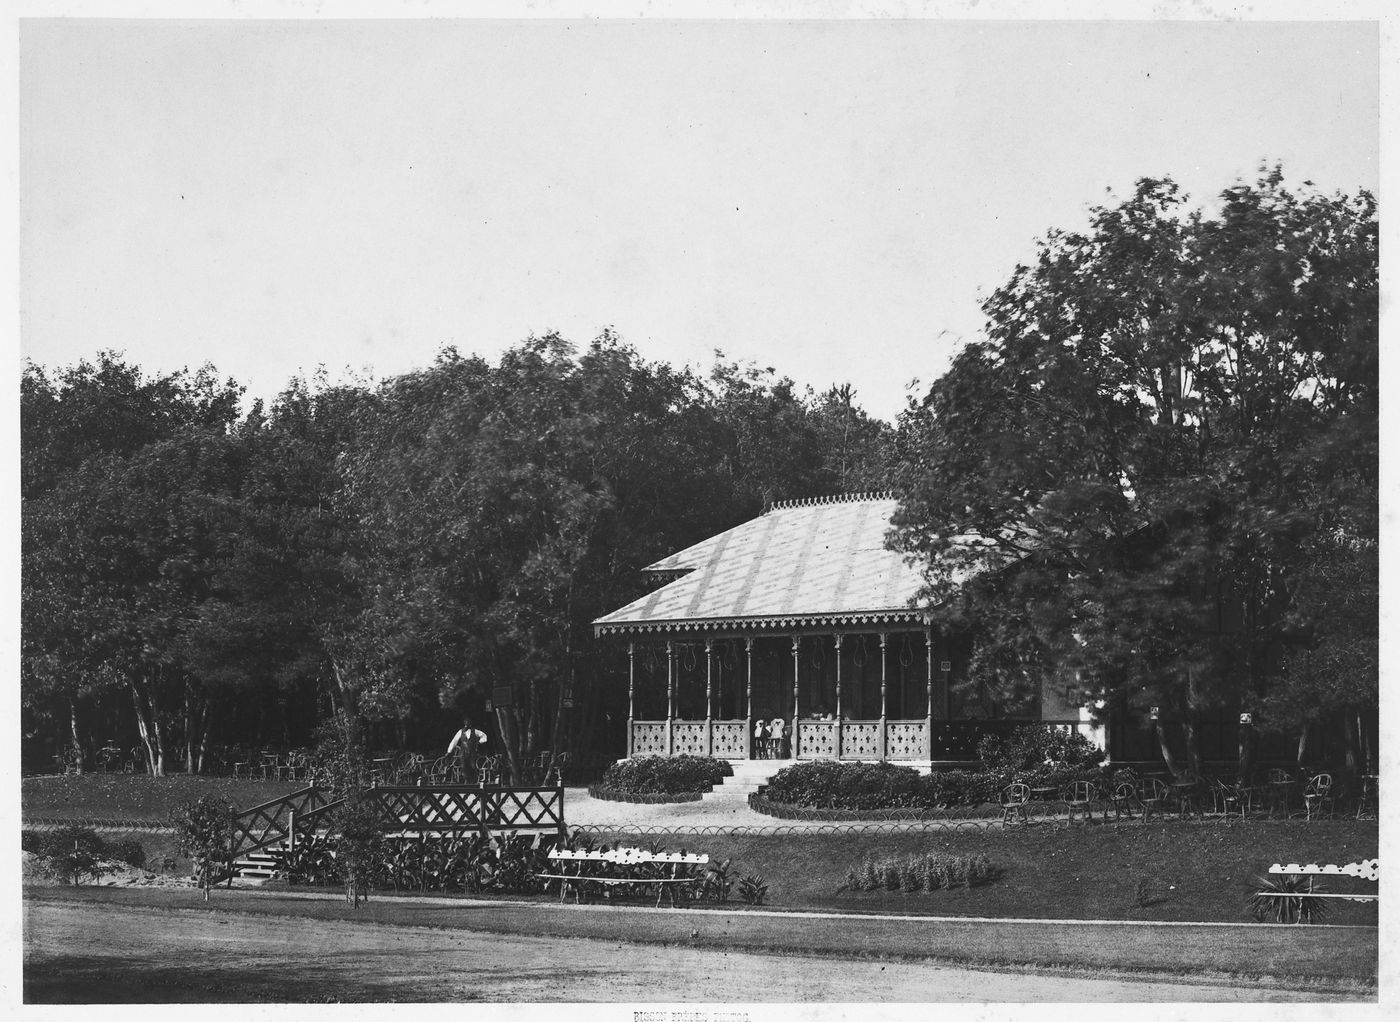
[21,354,243,772]
[890,168,1376,773]
[173,795,238,901]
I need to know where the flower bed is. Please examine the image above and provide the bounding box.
[593,754,733,800]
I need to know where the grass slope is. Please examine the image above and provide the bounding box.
[22,774,305,822]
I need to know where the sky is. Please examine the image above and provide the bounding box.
[18,13,1381,423]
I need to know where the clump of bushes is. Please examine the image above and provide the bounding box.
[22,826,147,885]
[763,760,926,810]
[977,724,1104,786]
[842,851,998,893]
[758,725,1105,814]
[595,755,733,797]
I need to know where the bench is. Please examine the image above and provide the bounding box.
[1264,859,1379,903]
[538,847,709,907]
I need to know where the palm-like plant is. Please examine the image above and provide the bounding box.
[1248,874,1330,924]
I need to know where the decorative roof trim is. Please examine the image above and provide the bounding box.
[765,491,894,513]
[594,607,930,637]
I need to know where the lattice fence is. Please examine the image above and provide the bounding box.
[887,721,928,760]
[711,721,747,759]
[631,722,668,756]
[672,723,708,757]
[797,721,838,759]
[840,721,881,759]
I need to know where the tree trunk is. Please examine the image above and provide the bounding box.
[69,699,85,775]
[1153,721,1179,776]
[1238,721,1255,780]
[1341,710,1359,772]
[130,678,166,777]
[1183,717,1203,776]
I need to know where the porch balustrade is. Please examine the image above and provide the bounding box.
[629,718,1024,762]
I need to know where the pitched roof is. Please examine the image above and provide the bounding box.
[593,494,931,635]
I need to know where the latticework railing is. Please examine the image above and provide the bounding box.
[711,721,747,759]
[797,721,838,759]
[631,722,668,756]
[230,786,328,859]
[289,784,566,845]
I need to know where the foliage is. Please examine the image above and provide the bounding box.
[701,857,734,903]
[24,825,108,885]
[330,796,388,908]
[842,851,999,893]
[171,795,238,901]
[308,712,371,798]
[890,168,1377,773]
[737,874,769,906]
[599,755,733,795]
[1248,873,1330,924]
[976,725,1105,775]
[273,833,338,887]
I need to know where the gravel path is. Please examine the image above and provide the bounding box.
[24,900,1365,1003]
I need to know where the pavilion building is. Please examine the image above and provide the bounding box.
[592,492,1099,764]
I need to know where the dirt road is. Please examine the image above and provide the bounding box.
[23,900,1365,1003]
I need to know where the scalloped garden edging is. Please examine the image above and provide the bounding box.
[586,784,706,804]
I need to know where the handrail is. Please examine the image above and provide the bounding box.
[285,784,566,847]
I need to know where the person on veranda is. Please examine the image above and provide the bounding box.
[447,717,489,774]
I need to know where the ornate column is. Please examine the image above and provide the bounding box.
[791,636,801,760]
[627,643,636,758]
[744,637,754,759]
[705,638,714,757]
[834,633,844,760]
[666,641,675,758]
[878,633,888,761]
[925,628,935,763]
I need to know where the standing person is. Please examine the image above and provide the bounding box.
[447,718,488,778]
[770,717,787,759]
[753,718,768,759]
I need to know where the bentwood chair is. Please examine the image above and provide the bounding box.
[1137,777,1171,823]
[999,782,1030,826]
[1108,778,1139,822]
[1304,773,1335,820]
[1060,780,1098,824]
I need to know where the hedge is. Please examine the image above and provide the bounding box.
[598,755,733,796]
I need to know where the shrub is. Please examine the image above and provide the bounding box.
[976,724,1105,780]
[843,851,999,893]
[172,796,238,901]
[738,874,768,906]
[599,755,733,796]
[1248,874,1330,924]
[106,839,146,869]
[764,760,926,811]
[27,825,106,885]
[331,796,387,908]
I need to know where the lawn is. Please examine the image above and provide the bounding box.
[22,773,305,823]
[581,820,1380,925]
[22,774,1379,928]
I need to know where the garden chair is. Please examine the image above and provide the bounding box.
[1060,779,1098,824]
[998,782,1030,826]
[476,755,503,787]
[1207,777,1246,818]
[544,751,570,786]
[1136,777,1171,823]
[1303,773,1335,820]
[1107,778,1139,821]
[428,754,457,784]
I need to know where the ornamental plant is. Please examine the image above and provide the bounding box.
[599,754,733,796]
[172,796,238,901]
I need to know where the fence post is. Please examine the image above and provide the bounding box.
[288,809,297,853]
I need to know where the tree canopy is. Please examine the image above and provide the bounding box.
[889,168,1377,771]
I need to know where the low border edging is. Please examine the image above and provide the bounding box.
[586,784,705,804]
